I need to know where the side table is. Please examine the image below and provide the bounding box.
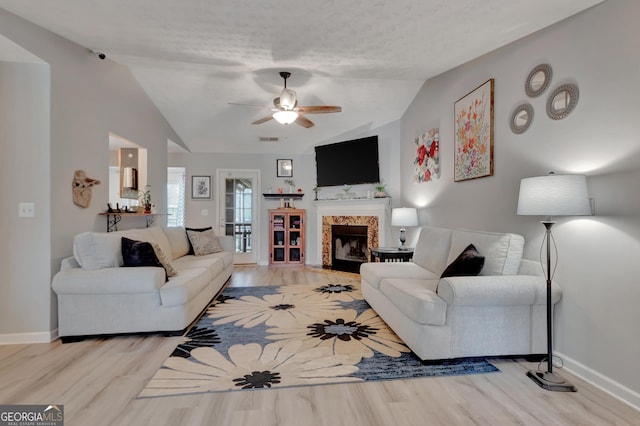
[370,247,414,263]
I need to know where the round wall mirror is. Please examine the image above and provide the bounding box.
[510,103,534,134]
[546,83,579,120]
[525,64,552,97]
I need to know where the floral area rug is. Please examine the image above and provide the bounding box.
[138,283,498,398]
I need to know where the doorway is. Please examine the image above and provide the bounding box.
[217,169,260,264]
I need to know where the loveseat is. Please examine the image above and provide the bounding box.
[360,225,559,361]
[52,226,233,341]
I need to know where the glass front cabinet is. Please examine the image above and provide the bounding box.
[269,209,305,266]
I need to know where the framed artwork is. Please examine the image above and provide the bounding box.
[413,128,440,183]
[191,175,211,199]
[277,159,293,177]
[454,79,494,182]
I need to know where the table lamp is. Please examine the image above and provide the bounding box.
[517,172,591,392]
[391,207,418,250]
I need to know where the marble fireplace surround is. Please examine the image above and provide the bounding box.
[314,198,391,267]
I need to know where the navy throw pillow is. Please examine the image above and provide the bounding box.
[440,244,485,278]
[121,237,167,281]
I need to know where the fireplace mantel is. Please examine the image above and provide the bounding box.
[314,197,391,265]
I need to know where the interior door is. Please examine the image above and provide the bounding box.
[217,169,260,264]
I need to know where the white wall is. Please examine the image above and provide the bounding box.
[400,0,640,403]
[170,119,401,265]
[0,61,51,339]
[0,9,184,341]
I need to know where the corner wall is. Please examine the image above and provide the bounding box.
[400,0,640,403]
[0,9,183,341]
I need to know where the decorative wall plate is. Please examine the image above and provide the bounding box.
[510,103,534,134]
[546,83,579,120]
[525,64,552,97]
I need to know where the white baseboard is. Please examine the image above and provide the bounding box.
[0,329,58,345]
[556,351,640,411]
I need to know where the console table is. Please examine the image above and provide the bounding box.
[98,212,167,232]
[370,247,414,263]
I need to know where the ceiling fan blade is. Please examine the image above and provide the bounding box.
[252,115,274,125]
[295,115,315,128]
[295,105,342,114]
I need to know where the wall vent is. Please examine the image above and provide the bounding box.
[259,136,279,142]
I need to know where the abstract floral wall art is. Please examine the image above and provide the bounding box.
[454,79,494,181]
[413,128,440,183]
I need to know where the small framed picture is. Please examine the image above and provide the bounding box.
[277,159,293,177]
[191,175,211,199]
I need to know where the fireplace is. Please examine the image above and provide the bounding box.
[320,215,380,269]
[315,197,390,269]
[331,225,368,273]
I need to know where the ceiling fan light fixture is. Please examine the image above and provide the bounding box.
[273,110,298,125]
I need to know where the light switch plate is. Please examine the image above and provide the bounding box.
[19,202,35,218]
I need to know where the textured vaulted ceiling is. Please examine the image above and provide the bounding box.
[0,0,602,154]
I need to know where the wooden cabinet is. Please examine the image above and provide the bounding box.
[269,209,305,266]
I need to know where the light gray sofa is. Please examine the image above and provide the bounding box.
[360,225,560,361]
[52,226,233,341]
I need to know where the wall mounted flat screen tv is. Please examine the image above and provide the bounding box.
[315,135,380,187]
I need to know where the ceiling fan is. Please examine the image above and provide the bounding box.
[232,72,342,128]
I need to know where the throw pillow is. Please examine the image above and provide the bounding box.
[151,242,178,278]
[185,226,212,255]
[440,244,485,278]
[121,237,167,281]
[187,229,224,256]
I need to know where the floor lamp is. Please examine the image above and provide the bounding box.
[517,173,591,392]
[391,207,418,250]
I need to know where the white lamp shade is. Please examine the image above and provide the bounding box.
[273,110,298,125]
[392,207,418,226]
[517,174,591,216]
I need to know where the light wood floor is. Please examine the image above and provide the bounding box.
[1,266,638,426]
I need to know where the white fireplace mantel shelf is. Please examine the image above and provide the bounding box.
[313,197,391,207]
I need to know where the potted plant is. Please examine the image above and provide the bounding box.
[284,178,295,193]
[374,183,388,198]
[139,185,152,213]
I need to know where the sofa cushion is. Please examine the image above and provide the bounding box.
[441,244,485,278]
[411,226,453,275]
[187,229,224,256]
[360,262,438,289]
[162,226,190,260]
[132,227,174,265]
[379,278,446,326]
[121,237,167,281]
[73,231,123,269]
[172,254,225,278]
[160,267,213,307]
[448,229,524,276]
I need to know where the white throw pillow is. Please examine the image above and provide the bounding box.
[151,242,178,277]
